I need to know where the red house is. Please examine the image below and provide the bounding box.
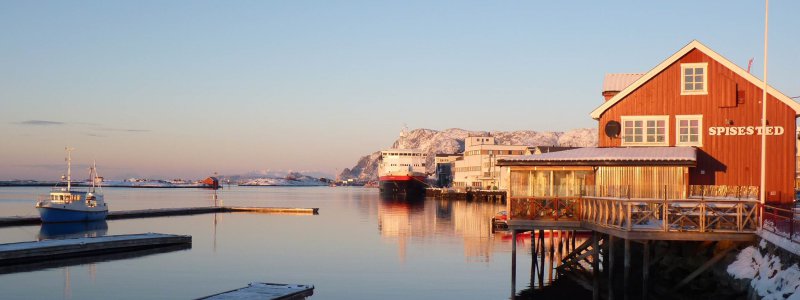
[499,40,799,205]
[592,40,799,204]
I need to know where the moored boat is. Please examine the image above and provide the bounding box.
[36,148,108,223]
[378,149,428,198]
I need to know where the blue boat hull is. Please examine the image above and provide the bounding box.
[37,207,108,223]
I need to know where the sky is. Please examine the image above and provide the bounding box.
[1,1,798,180]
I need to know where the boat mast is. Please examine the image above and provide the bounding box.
[91,160,96,192]
[66,147,74,191]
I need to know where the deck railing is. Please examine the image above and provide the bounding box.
[509,197,581,221]
[508,185,761,234]
[761,205,800,243]
[580,197,759,233]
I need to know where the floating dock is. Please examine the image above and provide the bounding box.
[199,282,314,300]
[0,206,320,227]
[0,233,191,265]
[0,243,190,275]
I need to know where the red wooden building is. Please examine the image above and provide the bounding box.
[591,40,799,203]
[499,40,799,205]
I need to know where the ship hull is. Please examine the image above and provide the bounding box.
[379,176,427,198]
[37,207,108,223]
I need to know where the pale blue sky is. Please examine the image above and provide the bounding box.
[1,1,798,180]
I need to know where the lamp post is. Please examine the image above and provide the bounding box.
[760,0,769,205]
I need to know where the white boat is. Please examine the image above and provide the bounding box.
[36,148,108,223]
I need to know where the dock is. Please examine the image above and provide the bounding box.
[0,243,190,275]
[199,282,314,300]
[0,233,191,265]
[0,206,320,227]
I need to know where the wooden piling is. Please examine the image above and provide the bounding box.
[511,230,517,298]
[592,231,600,300]
[643,240,650,299]
[608,235,616,300]
[624,238,630,300]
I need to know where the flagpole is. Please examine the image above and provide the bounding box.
[760,0,769,205]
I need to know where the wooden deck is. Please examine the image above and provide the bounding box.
[0,206,320,227]
[199,283,314,300]
[507,196,759,241]
[0,233,191,265]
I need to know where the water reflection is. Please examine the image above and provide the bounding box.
[38,221,108,240]
[378,197,509,263]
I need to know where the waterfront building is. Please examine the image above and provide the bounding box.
[498,40,799,205]
[453,135,527,190]
[434,153,461,188]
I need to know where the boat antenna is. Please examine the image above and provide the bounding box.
[65,147,74,191]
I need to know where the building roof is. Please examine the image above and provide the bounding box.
[590,40,800,119]
[496,147,696,166]
[602,73,644,92]
[529,146,580,153]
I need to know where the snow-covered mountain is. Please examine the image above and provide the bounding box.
[339,127,598,181]
[238,172,328,186]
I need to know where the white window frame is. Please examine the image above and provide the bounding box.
[675,115,703,147]
[621,115,669,146]
[680,63,708,95]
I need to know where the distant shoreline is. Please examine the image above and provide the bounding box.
[0,181,330,188]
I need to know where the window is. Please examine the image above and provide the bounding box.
[676,115,703,146]
[621,116,668,146]
[681,63,708,95]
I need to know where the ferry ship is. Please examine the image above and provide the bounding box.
[36,148,108,223]
[378,149,428,198]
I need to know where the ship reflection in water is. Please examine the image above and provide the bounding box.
[38,220,109,240]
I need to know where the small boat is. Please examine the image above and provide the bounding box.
[36,148,108,223]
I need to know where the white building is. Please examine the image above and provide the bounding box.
[452,135,527,190]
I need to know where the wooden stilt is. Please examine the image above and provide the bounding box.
[643,240,649,299]
[572,230,576,253]
[539,230,545,285]
[592,231,600,300]
[624,238,630,300]
[608,235,616,300]
[511,230,517,299]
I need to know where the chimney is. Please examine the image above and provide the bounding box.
[602,73,645,102]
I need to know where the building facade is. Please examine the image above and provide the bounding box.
[499,40,799,204]
[452,135,527,190]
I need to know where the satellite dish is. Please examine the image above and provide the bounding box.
[605,121,621,138]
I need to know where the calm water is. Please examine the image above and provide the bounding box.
[0,186,580,299]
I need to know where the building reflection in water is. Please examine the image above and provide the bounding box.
[377,196,512,263]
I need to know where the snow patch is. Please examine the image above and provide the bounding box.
[728,244,800,299]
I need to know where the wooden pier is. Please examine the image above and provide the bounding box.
[199,282,314,300]
[0,233,191,265]
[0,206,320,227]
